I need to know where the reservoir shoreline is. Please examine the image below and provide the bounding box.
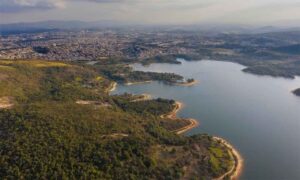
[165,101,242,180]
[112,60,300,179]
[111,79,243,180]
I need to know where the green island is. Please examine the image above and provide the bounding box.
[292,88,300,96]
[0,59,241,179]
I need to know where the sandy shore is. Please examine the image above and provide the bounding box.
[126,80,198,87]
[107,82,117,93]
[125,81,152,85]
[160,101,199,134]
[174,118,199,135]
[163,101,242,179]
[175,80,198,87]
[213,137,243,180]
[106,81,241,179]
[160,101,184,119]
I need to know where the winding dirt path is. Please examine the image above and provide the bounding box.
[101,133,129,138]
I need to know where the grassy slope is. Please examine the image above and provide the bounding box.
[0,60,233,179]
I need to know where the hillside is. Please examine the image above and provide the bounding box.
[0,60,236,179]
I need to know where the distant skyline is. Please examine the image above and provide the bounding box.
[1,0,300,26]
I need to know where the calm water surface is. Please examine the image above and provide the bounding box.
[112,60,300,180]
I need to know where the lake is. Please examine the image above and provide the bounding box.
[112,60,300,180]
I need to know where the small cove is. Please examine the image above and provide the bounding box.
[112,60,300,179]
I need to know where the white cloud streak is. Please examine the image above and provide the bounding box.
[0,0,66,12]
[0,0,299,25]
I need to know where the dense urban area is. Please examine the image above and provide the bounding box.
[2,26,300,94]
[1,28,300,79]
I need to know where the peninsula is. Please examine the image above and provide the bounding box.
[159,100,242,179]
[175,79,198,87]
[0,59,240,179]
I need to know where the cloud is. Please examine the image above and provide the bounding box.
[0,0,65,12]
[0,0,220,13]
[0,0,299,26]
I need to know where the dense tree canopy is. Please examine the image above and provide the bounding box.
[0,60,234,179]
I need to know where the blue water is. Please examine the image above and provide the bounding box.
[112,60,300,180]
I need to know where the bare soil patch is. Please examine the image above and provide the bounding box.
[0,96,14,109]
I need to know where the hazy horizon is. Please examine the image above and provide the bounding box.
[0,0,300,27]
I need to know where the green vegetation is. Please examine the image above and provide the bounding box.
[113,96,175,116]
[187,78,195,83]
[242,60,300,79]
[151,135,234,178]
[90,62,184,84]
[0,60,234,179]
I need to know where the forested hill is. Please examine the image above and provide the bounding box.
[0,60,234,179]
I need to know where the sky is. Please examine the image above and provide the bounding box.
[0,0,300,26]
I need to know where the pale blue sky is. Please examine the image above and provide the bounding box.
[0,0,300,25]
